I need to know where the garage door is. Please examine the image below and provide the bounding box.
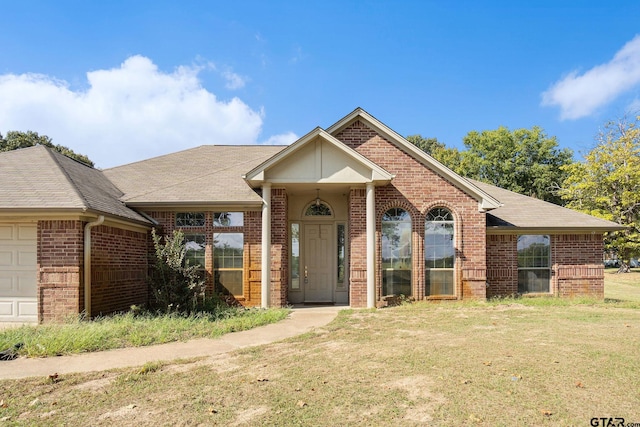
[0,224,37,322]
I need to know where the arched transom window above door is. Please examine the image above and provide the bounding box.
[304,201,333,217]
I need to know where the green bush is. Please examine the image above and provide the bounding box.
[149,228,206,313]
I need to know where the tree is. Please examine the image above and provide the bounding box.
[0,130,94,167]
[459,126,573,205]
[406,135,463,172]
[560,116,640,272]
[407,128,573,205]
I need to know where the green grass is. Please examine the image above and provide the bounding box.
[0,275,639,425]
[604,269,640,303]
[0,307,290,357]
[2,299,638,426]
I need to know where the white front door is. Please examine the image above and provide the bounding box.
[303,223,333,302]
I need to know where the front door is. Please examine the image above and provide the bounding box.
[303,223,334,302]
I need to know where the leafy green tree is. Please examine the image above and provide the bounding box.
[459,126,573,205]
[560,116,640,271]
[406,135,463,171]
[149,228,206,313]
[0,130,94,167]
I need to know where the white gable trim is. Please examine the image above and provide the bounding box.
[243,127,394,186]
[326,108,502,211]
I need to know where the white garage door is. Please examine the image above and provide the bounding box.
[0,224,37,322]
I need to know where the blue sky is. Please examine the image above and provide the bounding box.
[1,1,640,168]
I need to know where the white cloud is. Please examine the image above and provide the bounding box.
[222,70,247,90]
[260,131,298,146]
[541,35,640,120]
[0,55,290,168]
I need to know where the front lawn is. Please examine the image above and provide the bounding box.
[1,298,639,425]
[0,307,290,358]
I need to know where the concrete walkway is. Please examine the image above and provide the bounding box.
[0,306,343,380]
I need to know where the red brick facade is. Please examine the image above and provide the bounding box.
[553,234,604,298]
[37,220,148,322]
[90,225,148,315]
[348,188,367,307]
[337,120,488,303]
[486,233,605,298]
[38,220,83,321]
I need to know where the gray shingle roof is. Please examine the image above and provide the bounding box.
[103,145,286,205]
[470,179,624,231]
[0,145,151,224]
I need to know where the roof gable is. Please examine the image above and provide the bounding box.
[326,108,502,211]
[244,128,393,186]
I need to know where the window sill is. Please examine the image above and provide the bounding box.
[426,295,457,300]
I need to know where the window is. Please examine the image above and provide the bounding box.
[176,212,205,227]
[184,234,206,269]
[337,223,346,287]
[381,208,412,296]
[214,233,244,297]
[291,223,300,290]
[305,202,332,216]
[518,235,550,293]
[425,208,455,296]
[214,212,244,227]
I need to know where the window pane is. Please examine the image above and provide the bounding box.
[382,208,412,296]
[425,208,455,296]
[305,203,332,216]
[383,269,412,296]
[337,224,345,285]
[518,269,550,293]
[214,212,244,227]
[426,269,454,296]
[291,223,300,290]
[517,235,550,293]
[217,270,243,296]
[184,234,205,269]
[176,212,205,227]
[214,233,244,296]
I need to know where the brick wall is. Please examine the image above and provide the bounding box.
[486,234,518,297]
[487,233,605,298]
[348,188,367,307]
[553,234,604,298]
[37,220,83,322]
[337,120,487,302]
[246,211,262,305]
[90,225,148,315]
[270,188,288,306]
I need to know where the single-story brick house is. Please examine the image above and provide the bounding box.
[0,108,623,322]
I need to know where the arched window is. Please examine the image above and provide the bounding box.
[381,208,412,296]
[425,208,455,296]
[304,201,332,216]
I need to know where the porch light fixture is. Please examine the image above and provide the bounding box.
[315,189,320,206]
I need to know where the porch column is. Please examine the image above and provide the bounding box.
[261,183,271,308]
[366,182,375,308]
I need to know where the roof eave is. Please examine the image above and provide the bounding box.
[486,225,627,235]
